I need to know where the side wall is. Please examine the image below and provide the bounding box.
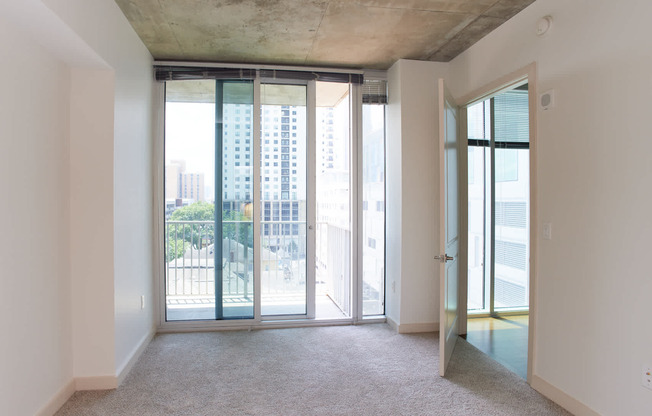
[0,0,155,412]
[0,15,73,416]
[69,68,117,381]
[385,62,403,324]
[42,0,156,379]
[386,59,448,332]
[449,0,652,414]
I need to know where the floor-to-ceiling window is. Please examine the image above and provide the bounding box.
[160,67,386,325]
[361,97,386,316]
[467,83,530,314]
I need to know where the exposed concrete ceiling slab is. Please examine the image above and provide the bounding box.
[114,0,536,69]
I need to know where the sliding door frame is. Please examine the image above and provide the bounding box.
[257,78,313,321]
[155,64,386,332]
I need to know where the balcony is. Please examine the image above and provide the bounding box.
[165,220,346,321]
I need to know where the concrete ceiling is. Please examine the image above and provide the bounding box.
[114,0,535,69]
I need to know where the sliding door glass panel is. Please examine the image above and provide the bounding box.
[260,84,308,316]
[467,145,486,311]
[494,87,529,310]
[467,101,490,312]
[494,148,529,309]
[362,104,385,316]
[220,81,255,319]
[315,81,351,318]
[165,80,217,321]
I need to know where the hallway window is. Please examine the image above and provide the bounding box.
[467,84,530,313]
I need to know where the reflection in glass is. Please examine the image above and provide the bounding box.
[220,81,255,318]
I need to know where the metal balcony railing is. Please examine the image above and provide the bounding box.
[165,220,307,301]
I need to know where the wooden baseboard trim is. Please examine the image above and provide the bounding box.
[116,329,155,385]
[531,375,600,416]
[398,322,439,334]
[35,379,76,416]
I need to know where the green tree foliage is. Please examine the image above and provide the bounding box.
[166,238,186,262]
[169,201,215,250]
[223,210,253,249]
[165,201,253,262]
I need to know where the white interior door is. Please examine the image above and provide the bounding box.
[438,78,460,377]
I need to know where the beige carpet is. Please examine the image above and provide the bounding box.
[56,324,570,415]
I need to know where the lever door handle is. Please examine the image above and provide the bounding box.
[434,254,454,262]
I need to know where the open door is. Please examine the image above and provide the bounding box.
[438,78,460,377]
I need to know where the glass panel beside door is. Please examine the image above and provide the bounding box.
[260,83,307,316]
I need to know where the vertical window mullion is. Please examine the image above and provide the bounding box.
[252,76,262,321]
[215,80,224,320]
[489,97,496,317]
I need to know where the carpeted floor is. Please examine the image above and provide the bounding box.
[56,324,570,415]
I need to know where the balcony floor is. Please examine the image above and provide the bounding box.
[166,293,347,321]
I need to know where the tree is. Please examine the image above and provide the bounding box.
[223,209,253,249]
[166,238,186,262]
[169,201,215,250]
[165,201,253,262]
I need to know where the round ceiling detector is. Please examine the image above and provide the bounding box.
[536,15,553,36]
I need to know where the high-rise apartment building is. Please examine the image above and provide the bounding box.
[165,159,205,203]
[179,172,205,202]
[222,103,307,250]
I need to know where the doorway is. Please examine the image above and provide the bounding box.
[464,81,531,379]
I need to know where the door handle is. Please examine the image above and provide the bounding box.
[434,254,454,263]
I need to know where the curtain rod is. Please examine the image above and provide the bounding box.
[154,60,366,75]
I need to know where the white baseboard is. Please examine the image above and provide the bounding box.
[35,379,76,416]
[75,375,118,390]
[398,322,438,333]
[386,318,439,334]
[531,375,600,416]
[37,331,155,414]
[116,328,156,385]
[386,316,399,332]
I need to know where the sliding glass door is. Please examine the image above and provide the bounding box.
[467,84,530,315]
[165,80,255,321]
[161,71,386,325]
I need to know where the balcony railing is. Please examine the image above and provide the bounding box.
[165,220,307,302]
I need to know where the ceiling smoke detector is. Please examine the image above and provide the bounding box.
[536,15,553,36]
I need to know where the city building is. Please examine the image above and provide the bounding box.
[165,160,205,203]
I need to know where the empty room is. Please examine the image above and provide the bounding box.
[1,1,651,415]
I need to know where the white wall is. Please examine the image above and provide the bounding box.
[69,68,117,380]
[385,63,403,323]
[386,60,447,331]
[0,0,154,412]
[449,0,652,414]
[42,0,156,379]
[0,15,73,416]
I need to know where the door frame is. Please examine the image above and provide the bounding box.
[457,63,538,384]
